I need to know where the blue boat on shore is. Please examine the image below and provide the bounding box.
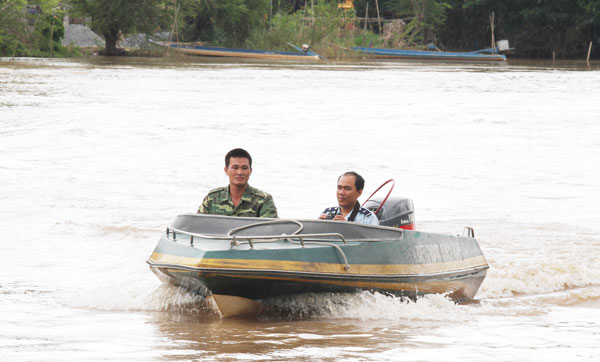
[148,39,322,61]
[353,46,507,62]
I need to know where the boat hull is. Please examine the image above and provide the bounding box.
[149,39,320,61]
[353,46,507,62]
[150,260,487,302]
[148,214,489,302]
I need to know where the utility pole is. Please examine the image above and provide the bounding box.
[364,1,368,31]
[375,0,381,33]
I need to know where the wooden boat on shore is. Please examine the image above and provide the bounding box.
[148,39,321,61]
[352,46,507,62]
[147,195,488,316]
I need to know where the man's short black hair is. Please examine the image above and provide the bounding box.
[339,171,365,191]
[225,148,252,168]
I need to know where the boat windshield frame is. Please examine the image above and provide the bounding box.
[168,214,404,245]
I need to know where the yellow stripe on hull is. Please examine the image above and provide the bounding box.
[149,251,488,276]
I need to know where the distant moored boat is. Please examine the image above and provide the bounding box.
[148,39,322,61]
[353,41,510,62]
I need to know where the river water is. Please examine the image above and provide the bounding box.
[1,56,599,361]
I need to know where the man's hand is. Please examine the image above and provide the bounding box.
[319,213,344,221]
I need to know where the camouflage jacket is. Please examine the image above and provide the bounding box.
[197,185,278,218]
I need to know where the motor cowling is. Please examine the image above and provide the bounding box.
[363,196,415,229]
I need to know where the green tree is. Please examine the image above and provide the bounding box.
[510,0,599,57]
[67,0,162,55]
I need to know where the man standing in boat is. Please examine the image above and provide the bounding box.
[197,148,278,218]
[319,171,379,225]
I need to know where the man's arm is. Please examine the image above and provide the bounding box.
[197,195,211,214]
[365,211,380,225]
[258,196,278,218]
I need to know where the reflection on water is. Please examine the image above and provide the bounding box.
[1,56,599,361]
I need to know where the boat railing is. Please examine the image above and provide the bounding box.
[166,219,351,270]
[462,227,475,238]
[166,226,348,247]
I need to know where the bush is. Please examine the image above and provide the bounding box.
[245,2,376,58]
[0,30,30,56]
[0,6,79,57]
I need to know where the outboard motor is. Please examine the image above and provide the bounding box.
[363,197,415,229]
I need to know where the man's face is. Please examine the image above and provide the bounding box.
[337,175,362,209]
[225,157,252,188]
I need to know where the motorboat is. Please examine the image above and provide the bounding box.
[147,181,488,316]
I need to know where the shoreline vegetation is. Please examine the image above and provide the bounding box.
[1,0,598,60]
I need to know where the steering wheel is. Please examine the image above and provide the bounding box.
[362,179,395,216]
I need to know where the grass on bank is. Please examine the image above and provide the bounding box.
[244,4,385,59]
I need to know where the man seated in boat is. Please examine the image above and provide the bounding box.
[319,171,379,225]
[197,148,278,218]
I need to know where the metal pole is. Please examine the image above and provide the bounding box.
[174,0,180,42]
[490,12,495,51]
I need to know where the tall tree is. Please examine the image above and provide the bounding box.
[68,0,161,55]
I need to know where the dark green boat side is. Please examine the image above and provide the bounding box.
[148,214,488,302]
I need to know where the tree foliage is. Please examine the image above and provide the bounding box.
[353,0,599,57]
[67,0,162,55]
[438,0,600,57]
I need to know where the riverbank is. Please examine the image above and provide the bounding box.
[49,24,596,62]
